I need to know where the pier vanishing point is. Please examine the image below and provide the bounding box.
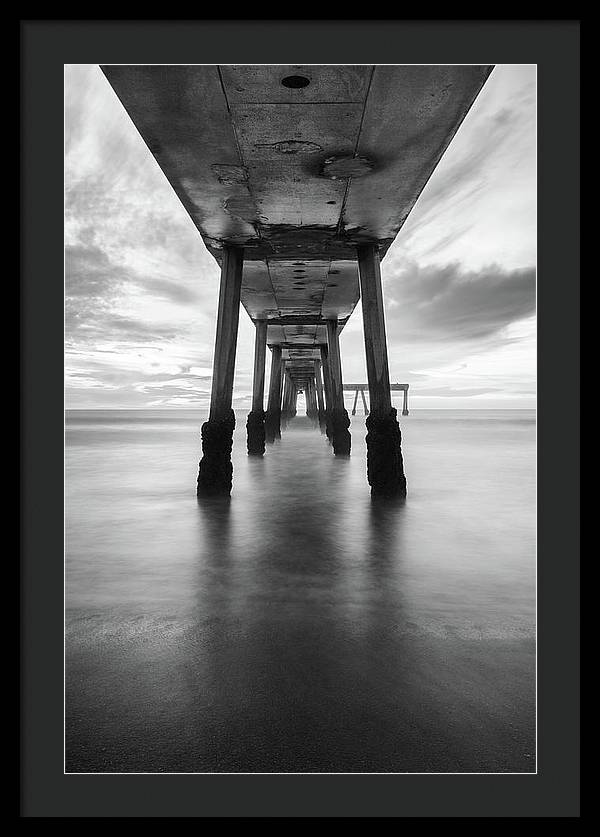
[102,65,493,497]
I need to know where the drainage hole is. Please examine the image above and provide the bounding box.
[281,75,311,89]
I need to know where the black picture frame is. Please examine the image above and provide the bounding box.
[21,19,579,817]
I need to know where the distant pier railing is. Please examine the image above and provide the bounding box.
[343,384,409,416]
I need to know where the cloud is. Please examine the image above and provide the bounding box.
[383,259,535,342]
[410,105,523,224]
[134,377,212,394]
[66,242,125,298]
[390,66,536,273]
[414,386,501,397]
[66,242,201,320]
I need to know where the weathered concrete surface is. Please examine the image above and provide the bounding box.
[357,241,406,495]
[366,408,407,498]
[246,409,266,456]
[101,65,493,384]
[265,346,283,444]
[197,410,236,496]
[247,320,268,455]
[197,245,243,494]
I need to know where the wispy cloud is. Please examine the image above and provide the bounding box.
[383,260,535,342]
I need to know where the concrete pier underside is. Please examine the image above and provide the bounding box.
[102,65,493,495]
[101,64,492,399]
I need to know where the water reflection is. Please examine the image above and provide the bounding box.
[66,409,536,773]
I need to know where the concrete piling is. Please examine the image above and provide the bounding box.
[326,320,351,456]
[360,388,369,416]
[306,377,319,425]
[314,360,326,434]
[197,245,243,496]
[246,319,267,456]
[402,388,409,416]
[319,344,333,444]
[281,371,296,430]
[265,346,283,444]
[357,243,406,497]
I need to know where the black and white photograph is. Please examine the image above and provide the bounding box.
[63,62,539,776]
[18,12,587,816]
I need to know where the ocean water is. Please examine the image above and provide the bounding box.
[65,409,536,773]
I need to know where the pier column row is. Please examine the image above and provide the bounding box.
[246,319,267,456]
[265,346,283,444]
[197,245,243,496]
[357,243,406,497]
[326,320,351,456]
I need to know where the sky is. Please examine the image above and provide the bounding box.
[65,64,536,411]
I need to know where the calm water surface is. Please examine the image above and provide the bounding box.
[66,409,536,773]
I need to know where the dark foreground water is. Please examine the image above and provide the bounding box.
[65,409,535,773]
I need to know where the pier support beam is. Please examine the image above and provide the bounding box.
[326,320,351,456]
[197,245,243,496]
[281,370,294,430]
[351,388,359,416]
[320,344,333,443]
[265,346,283,443]
[357,243,406,497]
[314,360,326,433]
[360,388,369,416]
[246,319,267,456]
[402,387,409,416]
[280,371,288,429]
[306,377,318,425]
[286,379,297,420]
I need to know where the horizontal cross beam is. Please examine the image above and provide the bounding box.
[262,316,349,327]
[269,343,324,350]
[343,383,410,391]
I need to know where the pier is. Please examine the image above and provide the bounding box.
[344,383,409,416]
[101,65,492,497]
